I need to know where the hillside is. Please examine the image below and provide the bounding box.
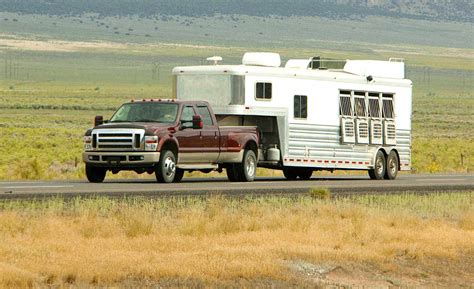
[0,0,472,22]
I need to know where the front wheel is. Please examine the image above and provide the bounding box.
[174,168,185,183]
[235,150,257,182]
[384,151,399,180]
[156,150,177,183]
[368,150,386,180]
[85,165,106,183]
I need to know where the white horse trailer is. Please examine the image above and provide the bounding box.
[172,52,412,180]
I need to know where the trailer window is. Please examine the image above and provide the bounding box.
[294,95,307,119]
[382,96,395,119]
[339,95,352,116]
[256,82,272,100]
[368,97,381,118]
[354,97,367,117]
[196,106,214,126]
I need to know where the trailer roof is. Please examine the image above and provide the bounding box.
[172,64,412,86]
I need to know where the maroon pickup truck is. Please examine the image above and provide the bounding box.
[83,99,260,183]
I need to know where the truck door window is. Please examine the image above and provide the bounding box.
[196,106,214,126]
[294,95,307,119]
[181,106,195,121]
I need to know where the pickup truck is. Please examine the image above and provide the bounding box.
[83,99,260,183]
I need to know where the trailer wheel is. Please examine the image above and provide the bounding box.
[283,167,298,180]
[85,165,106,183]
[235,149,257,182]
[384,151,399,180]
[226,164,240,182]
[368,150,386,180]
[174,168,185,183]
[156,150,177,183]
[297,169,313,180]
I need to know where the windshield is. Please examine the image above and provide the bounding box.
[109,102,179,123]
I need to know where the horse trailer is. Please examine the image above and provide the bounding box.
[172,52,412,180]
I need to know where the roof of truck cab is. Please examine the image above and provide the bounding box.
[128,99,210,105]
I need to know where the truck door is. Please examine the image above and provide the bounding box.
[175,105,201,163]
[195,105,220,163]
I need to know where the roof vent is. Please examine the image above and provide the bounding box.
[242,52,281,67]
[206,56,223,65]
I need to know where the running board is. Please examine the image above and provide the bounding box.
[177,164,218,170]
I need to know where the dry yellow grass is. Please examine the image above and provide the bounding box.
[0,193,472,288]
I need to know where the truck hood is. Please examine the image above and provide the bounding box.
[88,122,176,136]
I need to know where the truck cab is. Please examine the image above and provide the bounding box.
[83,99,260,183]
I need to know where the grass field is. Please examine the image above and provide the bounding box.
[0,193,472,287]
[0,12,473,180]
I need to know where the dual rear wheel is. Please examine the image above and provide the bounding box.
[368,150,399,180]
[226,149,257,182]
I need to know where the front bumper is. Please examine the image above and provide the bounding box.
[83,151,161,166]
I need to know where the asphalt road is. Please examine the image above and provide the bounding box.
[0,174,472,200]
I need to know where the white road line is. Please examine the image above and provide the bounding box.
[1,185,74,189]
[417,179,466,182]
[0,181,46,184]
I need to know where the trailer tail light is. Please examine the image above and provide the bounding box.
[144,136,158,151]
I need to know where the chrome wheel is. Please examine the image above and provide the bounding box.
[164,156,176,177]
[156,150,177,183]
[236,149,257,182]
[246,154,256,177]
[384,151,399,180]
[368,150,386,180]
[376,155,384,176]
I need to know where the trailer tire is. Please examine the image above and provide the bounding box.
[173,168,185,183]
[235,149,257,182]
[283,167,298,180]
[384,151,399,180]
[368,150,386,180]
[297,169,313,180]
[156,150,177,183]
[86,165,106,183]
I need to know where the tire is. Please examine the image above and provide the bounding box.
[156,150,177,183]
[85,165,106,183]
[283,167,298,180]
[174,168,185,183]
[235,150,257,182]
[297,168,313,180]
[368,150,386,180]
[384,151,399,180]
[226,164,240,182]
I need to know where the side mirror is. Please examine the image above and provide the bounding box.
[94,115,104,127]
[192,115,203,129]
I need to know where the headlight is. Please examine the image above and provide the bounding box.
[144,136,158,151]
[83,136,92,151]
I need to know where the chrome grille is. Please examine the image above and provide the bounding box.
[92,129,145,151]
